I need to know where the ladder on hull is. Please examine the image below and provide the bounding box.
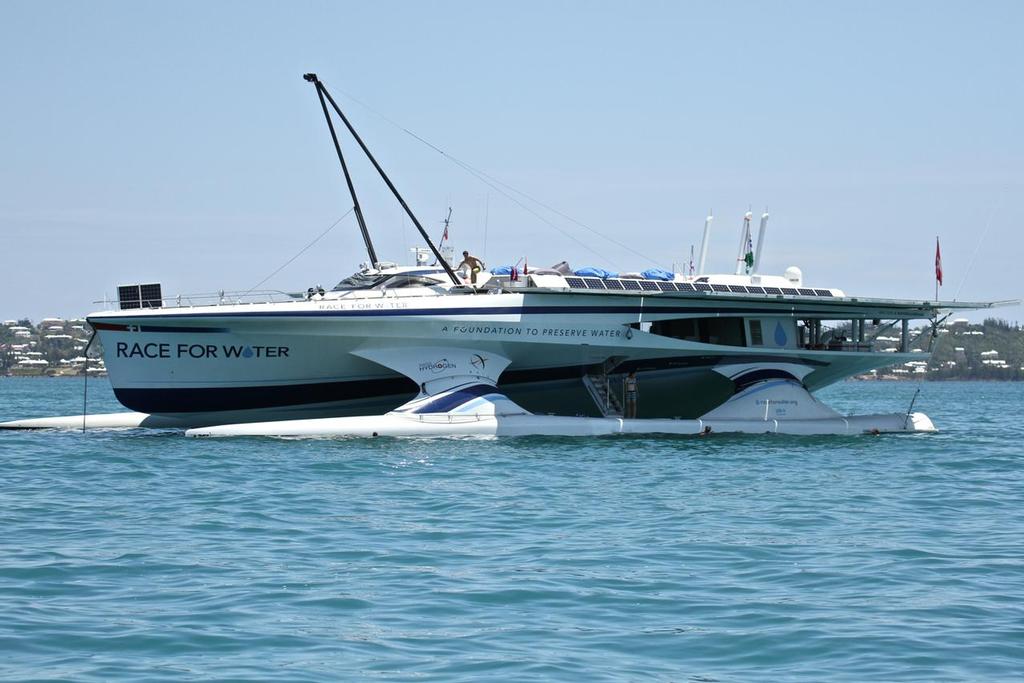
[583,358,624,417]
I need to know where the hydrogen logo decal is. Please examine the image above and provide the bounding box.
[419,359,457,374]
[774,322,788,346]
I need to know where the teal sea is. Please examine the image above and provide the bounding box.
[1,377,1022,681]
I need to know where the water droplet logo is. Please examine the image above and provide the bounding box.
[242,346,254,358]
[774,322,788,346]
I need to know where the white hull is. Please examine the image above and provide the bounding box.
[180,370,936,438]
[185,412,936,438]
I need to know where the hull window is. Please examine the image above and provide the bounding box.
[645,317,747,347]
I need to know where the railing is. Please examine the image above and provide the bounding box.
[94,289,307,311]
[803,342,874,352]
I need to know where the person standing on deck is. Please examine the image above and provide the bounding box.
[623,371,639,419]
[457,251,485,285]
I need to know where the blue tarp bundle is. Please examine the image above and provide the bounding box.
[574,266,618,279]
[642,268,674,281]
[490,265,513,275]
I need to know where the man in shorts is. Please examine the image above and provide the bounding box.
[458,251,485,285]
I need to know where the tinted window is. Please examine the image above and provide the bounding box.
[648,317,746,346]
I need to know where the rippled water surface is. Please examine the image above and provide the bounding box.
[2,378,1023,681]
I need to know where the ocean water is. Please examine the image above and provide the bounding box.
[1,377,1022,682]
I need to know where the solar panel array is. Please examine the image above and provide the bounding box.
[558,277,835,297]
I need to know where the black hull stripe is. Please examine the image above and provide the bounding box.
[115,376,417,413]
[112,354,823,414]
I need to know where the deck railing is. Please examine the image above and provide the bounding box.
[95,290,306,311]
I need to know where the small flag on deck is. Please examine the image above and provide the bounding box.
[935,237,943,286]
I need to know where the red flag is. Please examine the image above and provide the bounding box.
[441,225,448,243]
[523,259,528,275]
[935,238,943,286]
[510,266,519,282]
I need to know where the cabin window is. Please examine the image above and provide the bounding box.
[378,275,444,290]
[332,272,390,291]
[646,317,746,347]
[749,320,764,346]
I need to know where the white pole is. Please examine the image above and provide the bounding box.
[752,210,769,274]
[697,211,713,275]
[735,211,752,275]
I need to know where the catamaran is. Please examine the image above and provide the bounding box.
[1,75,1003,436]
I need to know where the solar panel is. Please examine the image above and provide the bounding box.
[118,283,163,310]
[764,287,782,295]
[583,278,607,290]
[657,281,676,291]
[747,286,766,294]
[798,288,816,296]
[676,282,696,292]
[782,287,799,296]
[564,277,586,289]
[640,281,660,291]
[139,283,163,308]
[711,284,729,292]
[814,289,833,297]
[728,285,747,293]
[620,280,642,291]
[694,283,712,292]
[117,285,140,310]
[604,279,624,290]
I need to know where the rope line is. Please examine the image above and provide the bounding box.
[954,187,1005,301]
[334,88,667,270]
[244,208,355,294]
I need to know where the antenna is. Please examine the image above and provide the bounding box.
[752,209,769,274]
[735,211,753,275]
[432,207,453,266]
[697,211,713,275]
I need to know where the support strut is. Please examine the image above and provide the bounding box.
[303,73,461,286]
[307,77,378,266]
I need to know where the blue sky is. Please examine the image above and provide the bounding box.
[2,1,1021,322]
